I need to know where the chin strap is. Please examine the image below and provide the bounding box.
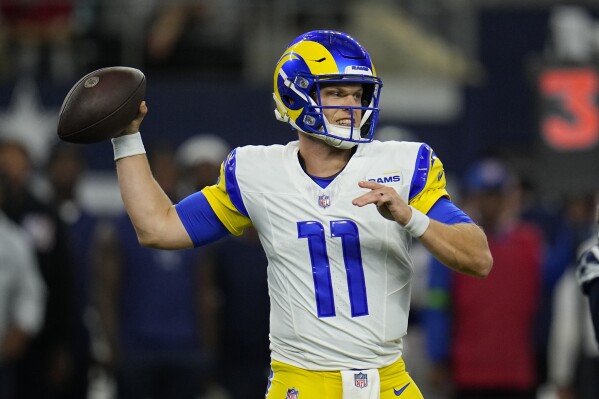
[323,135,357,149]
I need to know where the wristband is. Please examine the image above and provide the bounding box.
[112,132,146,161]
[403,206,430,238]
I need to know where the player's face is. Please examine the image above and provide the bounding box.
[318,83,363,128]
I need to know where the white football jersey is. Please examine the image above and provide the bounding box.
[201,140,448,370]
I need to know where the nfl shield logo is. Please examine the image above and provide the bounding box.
[318,194,330,209]
[286,388,299,399]
[354,372,368,389]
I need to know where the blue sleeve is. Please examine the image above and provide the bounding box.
[424,256,452,362]
[175,191,230,247]
[427,197,473,225]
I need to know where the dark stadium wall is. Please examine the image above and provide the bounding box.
[1,6,596,194]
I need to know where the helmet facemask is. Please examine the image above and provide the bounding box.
[307,76,380,149]
[275,73,382,149]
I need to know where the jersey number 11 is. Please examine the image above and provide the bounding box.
[298,220,369,318]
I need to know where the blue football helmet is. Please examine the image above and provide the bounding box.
[273,30,383,149]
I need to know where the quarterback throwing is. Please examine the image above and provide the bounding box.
[111,31,492,399]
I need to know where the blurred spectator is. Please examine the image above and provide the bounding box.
[176,133,265,397]
[204,226,270,399]
[577,202,599,347]
[0,0,76,81]
[144,0,243,74]
[176,133,269,398]
[517,179,591,386]
[93,144,215,399]
[425,158,544,399]
[549,198,599,399]
[175,133,231,196]
[0,171,46,398]
[46,142,99,399]
[0,139,76,399]
[87,0,243,74]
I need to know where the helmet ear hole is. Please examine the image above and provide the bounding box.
[362,84,375,107]
[282,95,294,107]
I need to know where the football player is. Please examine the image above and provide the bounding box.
[110,31,492,399]
[577,206,599,347]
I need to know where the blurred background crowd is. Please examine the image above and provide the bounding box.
[0,0,599,398]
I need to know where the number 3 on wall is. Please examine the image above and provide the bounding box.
[297,220,369,318]
[539,68,599,151]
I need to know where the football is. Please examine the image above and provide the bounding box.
[57,66,146,143]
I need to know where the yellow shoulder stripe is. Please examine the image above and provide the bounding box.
[201,164,252,236]
[409,151,450,214]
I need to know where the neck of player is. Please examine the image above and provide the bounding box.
[297,132,353,178]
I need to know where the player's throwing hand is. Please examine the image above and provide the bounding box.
[352,181,412,225]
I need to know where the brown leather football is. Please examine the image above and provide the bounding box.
[57,66,146,143]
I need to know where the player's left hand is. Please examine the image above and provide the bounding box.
[352,181,412,224]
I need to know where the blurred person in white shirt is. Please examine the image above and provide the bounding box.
[0,172,46,398]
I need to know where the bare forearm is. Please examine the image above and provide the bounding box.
[111,101,192,249]
[419,221,492,277]
[116,155,171,237]
[115,154,190,249]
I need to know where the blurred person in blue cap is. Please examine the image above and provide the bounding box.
[426,157,544,399]
[464,158,511,193]
[460,158,517,229]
